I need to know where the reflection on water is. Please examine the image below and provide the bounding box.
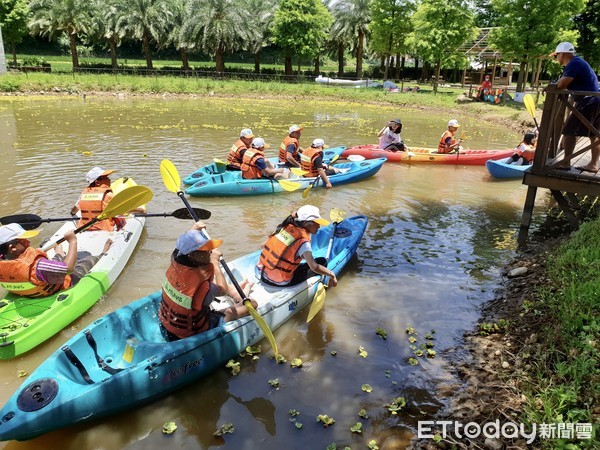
[0,96,544,450]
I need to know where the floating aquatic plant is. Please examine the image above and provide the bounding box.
[361,384,373,393]
[317,414,335,427]
[290,358,303,368]
[385,396,406,415]
[225,359,240,375]
[350,422,363,433]
[358,345,368,358]
[359,409,369,419]
[408,357,419,366]
[376,327,387,339]
[213,423,235,437]
[268,378,279,387]
[162,421,177,434]
[368,440,379,449]
[288,409,300,417]
[406,326,416,335]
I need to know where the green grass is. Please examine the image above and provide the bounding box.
[520,221,600,448]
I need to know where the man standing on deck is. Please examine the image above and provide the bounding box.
[551,42,600,173]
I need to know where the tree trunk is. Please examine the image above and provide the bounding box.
[254,52,260,74]
[215,47,225,73]
[314,55,320,75]
[434,61,441,94]
[383,55,389,80]
[356,29,364,78]
[395,52,401,81]
[142,30,153,69]
[284,55,292,76]
[337,42,344,77]
[11,43,17,65]
[516,60,526,91]
[68,29,79,69]
[109,36,118,70]
[180,47,190,71]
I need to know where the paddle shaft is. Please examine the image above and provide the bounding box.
[41,218,99,251]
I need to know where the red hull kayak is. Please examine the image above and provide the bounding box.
[342,144,514,165]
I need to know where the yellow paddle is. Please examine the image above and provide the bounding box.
[160,159,279,357]
[290,167,308,176]
[301,154,340,198]
[41,185,154,252]
[523,94,539,130]
[306,208,346,323]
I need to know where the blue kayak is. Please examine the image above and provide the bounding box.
[485,158,531,179]
[0,215,368,441]
[185,157,386,197]
[182,146,347,185]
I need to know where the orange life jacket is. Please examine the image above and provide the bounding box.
[159,259,215,338]
[258,224,311,284]
[241,148,265,179]
[279,136,300,163]
[227,139,248,169]
[438,130,457,154]
[516,142,535,163]
[300,146,323,177]
[0,247,71,297]
[77,186,115,232]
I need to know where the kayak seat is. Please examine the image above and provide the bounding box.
[130,308,167,344]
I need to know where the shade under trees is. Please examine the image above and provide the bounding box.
[0,0,28,65]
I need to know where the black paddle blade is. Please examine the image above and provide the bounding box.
[172,207,211,220]
[0,214,44,230]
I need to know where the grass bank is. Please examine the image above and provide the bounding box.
[522,222,599,446]
[0,72,535,131]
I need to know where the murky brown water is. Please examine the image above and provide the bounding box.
[0,96,542,450]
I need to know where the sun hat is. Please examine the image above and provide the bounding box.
[175,230,223,255]
[391,118,402,124]
[240,128,254,139]
[448,119,460,128]
[288,125,303,134]
[550,42,575,56]
[251,137,266,148]
[312,138,326,148]
[0,223,40,246]
[85,167,115,184]
[296,205,330,226]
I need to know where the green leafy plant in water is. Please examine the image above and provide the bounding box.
[276,354,287,364]
[368,440,380,449]
[225,359,240,375]
[376,327,387,339]
[385,396,406,415]
[350,422,363,433]
[326,444,336,450]
[268,378,279,387]
[385,369,391,378]
[213,423,235,436]
[408,357,419,366]
[330,350,337,356]
[427,349,437,357]
[289,409,300,417]
[408,336,417,343]
[406,326,416,335]
[294,422,303,429]
[290,358,303,368]
[426,341,435,348]
[414,349,424,357]
[424,333,434,340]
[479,321,508,336]
[361,384,373,393]
[359,408,369,418]
[317,414,335,427]
[244,345,261,355]
[162,421,177,434]
[358,345,368,358]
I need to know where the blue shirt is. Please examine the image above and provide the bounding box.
[562,56,600,105]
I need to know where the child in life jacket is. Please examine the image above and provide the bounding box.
[508,132,537,165]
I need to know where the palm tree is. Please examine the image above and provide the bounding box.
[168,0,193,71]
[116,0,171,69]
[241,0,278,73]
[86,0,125,70]
[182,0,248,73]
[328,0,371,78]
[28,0,93,68]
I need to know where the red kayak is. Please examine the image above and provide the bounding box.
[341,144,515,165]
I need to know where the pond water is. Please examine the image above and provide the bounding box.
[0,96,544,450]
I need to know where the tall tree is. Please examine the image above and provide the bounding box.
[328,0,371,78]
[242,0,278,74]
[86,0,125,70]
[574,0,600,71]
[28,0,92,69]
[116,0,170,69]
[489,0,586,91]
[0,0,28,65]
[182,0,248,73]
[369,0,415,80]
[406,0,476,91]
[272,0,332,76]
[168,0,194,71]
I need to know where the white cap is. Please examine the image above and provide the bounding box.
[288,125,303,134]
[0,223,40,246]
[240,128,254,139]
[175,230,222,255]
[551,42,575,56]
[311,138,327,148]
[296,205,330,226]
[447,119,460,128]
[251,137,266,148]
[85,167,114,184]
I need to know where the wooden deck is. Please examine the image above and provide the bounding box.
[518,85,600,244]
